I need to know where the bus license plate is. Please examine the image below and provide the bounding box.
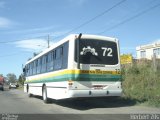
[93,85,103,89]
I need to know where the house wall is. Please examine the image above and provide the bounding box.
[136,41,160,60]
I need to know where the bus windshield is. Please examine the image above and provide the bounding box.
[75,39,118,65]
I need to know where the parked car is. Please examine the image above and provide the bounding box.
[9,83,18,89]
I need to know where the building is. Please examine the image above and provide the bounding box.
[136,41,160,60]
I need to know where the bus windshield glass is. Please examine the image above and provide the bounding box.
[75,39,118,65]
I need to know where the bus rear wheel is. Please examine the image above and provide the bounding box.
[42,85,49,103]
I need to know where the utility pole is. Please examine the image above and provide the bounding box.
[47,34,50,48]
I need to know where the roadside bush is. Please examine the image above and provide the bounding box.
[122,60,160,107]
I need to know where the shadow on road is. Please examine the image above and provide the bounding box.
[48,97,137,110]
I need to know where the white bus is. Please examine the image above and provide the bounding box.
[23,34,122,103]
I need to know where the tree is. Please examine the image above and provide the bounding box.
[18,74,25,85]
[6,73,17,83]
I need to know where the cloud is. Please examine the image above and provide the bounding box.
[3,26,69,40]
[5,26,57,34]
[11,28,71,52]
[14,39,55,52]
[151,39,160,44]
[0,17,12,28]
[29,29,69,38]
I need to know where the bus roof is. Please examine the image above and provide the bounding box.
[25,34,118,64]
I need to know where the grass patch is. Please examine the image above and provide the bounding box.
[122,60,160,107]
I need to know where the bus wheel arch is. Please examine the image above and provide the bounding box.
[42,84,49,103]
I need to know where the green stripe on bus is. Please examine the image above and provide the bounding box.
[25,74,121,84]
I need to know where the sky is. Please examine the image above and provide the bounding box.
[0,0,160,77]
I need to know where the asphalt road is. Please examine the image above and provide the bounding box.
[0,89,160,120]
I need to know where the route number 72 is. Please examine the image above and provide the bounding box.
[101,47,113,57]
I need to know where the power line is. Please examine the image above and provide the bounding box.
[0,0,126,44]
[98,1,160,34]
[0,35,47,44]
[67,0,126,33]
[52,0,127,40]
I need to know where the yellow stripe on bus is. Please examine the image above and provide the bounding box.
[27,69,121,81]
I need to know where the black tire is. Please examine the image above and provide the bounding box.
[28,93,33,97]
[42,85,49,103]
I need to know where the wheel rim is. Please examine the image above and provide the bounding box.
[43,87,47,100]
[27,85,29,93]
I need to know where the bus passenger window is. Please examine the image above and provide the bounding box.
[37,58,41,74]
[53,51,55,60]
[47,52,54,71]
[41,55,47,73]
[33,60,37,75]
[56,48,61,59]
[60,47,63,56]
[29,62,33,76]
